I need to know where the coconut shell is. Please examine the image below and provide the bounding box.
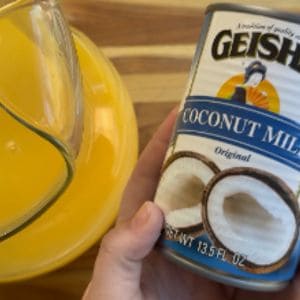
[156,151,220,241]
[202,167,299,274]
[162,151,221,175]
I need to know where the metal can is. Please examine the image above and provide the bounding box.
[154,3,300,291]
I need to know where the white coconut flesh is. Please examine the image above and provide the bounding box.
[166,204,201,229]
[155,156,216,216]
[207,175,297,266]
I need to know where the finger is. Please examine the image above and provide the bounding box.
[84,202,163,300]
[118,106,178,222]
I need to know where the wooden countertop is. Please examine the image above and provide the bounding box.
[1,0,300,299]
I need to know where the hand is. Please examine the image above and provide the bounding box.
[82,108,300,300]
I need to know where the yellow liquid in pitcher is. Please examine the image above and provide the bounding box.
[0,107,66,233]
[0,5,137,281]
[0,18,70,235]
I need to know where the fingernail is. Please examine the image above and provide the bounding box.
[131,202,151,228]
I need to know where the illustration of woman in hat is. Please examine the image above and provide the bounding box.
[231,60,269,109]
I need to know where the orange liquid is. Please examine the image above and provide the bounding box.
[0,107,67,234]
[0,16,71,236]
[0,24,138,280]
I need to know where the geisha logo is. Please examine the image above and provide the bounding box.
[211,30,300,73]
[217,60,280,113]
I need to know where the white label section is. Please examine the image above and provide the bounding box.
[173,134,300,202]
[191,11,300,122]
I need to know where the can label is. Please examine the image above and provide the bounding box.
[155,9,300,282]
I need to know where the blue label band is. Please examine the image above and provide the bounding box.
[175,96,300,171]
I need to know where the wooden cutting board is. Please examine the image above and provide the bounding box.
[0,0,299,299]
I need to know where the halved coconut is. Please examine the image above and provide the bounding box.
[155,151,220,238]
[202,167,299,274]
[165,204,203,234]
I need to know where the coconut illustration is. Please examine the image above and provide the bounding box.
[155,151,220,239]
[297,184,300,209]
[202,167,299,274]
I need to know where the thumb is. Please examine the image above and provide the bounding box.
[83,201,164,300]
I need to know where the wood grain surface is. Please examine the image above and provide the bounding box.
[1,0,300,299]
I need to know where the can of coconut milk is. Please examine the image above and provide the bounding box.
[154,3,300,291]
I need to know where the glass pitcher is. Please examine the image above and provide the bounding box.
[0,0,83,240]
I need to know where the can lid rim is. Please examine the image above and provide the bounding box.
[206,3,300,25]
